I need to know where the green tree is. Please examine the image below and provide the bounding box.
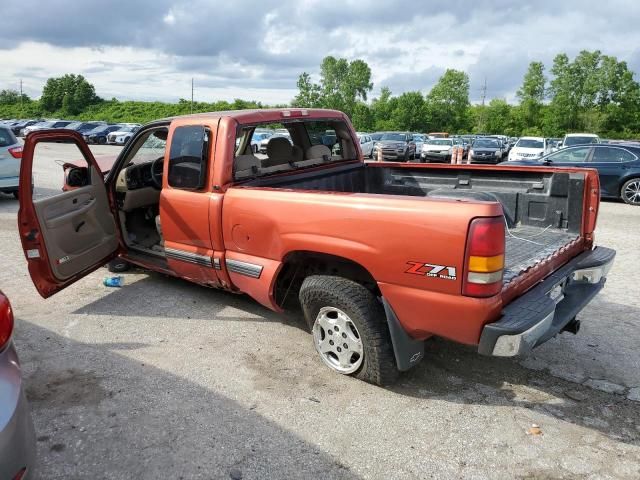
[292,56,373,119]
[292,72,322,108]
[370,87,400,131]
[351,102,374,131]
[391,91,426,131]
[40,74,101,114]
[517,61,546,129]
[547,50,640,135]
[424,69,470,132]
[0,89,30,105]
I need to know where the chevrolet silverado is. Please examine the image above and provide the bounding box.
[17,109,615,385]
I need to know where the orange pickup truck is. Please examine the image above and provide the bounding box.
[18,109,615,385]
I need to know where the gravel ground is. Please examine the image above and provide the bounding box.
[1,143,639,479]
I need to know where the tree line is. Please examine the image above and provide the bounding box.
[1,50,639,138]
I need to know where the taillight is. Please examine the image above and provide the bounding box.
[8,146,23,159]
[463,217,505,297]
[12,467,27,480]
[0,292,14,350]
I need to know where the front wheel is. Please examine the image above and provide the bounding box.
[621,178,640,205]
[299,275,398,385]
[108,258,131,273]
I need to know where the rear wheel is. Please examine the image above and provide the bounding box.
[621,178,640,205]
[299,275,398,385]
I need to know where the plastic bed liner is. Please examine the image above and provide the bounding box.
[503,224,579,284]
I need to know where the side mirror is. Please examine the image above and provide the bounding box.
[66,167,89,187]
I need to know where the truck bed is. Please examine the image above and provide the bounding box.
[244,162,587,287]
[503,225,579,284]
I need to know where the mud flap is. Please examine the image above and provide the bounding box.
[382,297,425,371]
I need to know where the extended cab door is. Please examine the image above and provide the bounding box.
[18,130,119,298]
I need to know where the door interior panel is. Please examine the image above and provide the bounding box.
[33,165,118,280]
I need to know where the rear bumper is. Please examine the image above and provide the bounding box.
[0,176,19,190]
[421,153,451,162]
[478,246,616,356]
[0,343,36,480]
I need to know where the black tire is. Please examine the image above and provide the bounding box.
[299,275,398,386]
[621,178,640,205]
[98,136,106,145]
[12,191,19,200]
[107,258,131,273]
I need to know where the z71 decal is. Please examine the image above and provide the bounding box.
[405,261,457,280]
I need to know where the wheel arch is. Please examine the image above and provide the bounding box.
[273,250,379,309]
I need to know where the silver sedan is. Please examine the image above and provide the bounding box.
[0,290,36,479]
[0,126,23,199]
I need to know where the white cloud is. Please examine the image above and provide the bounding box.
[163,10,176,25]
[0,0,639,105]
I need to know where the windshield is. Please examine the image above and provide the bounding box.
[565,136,598,146]
[427,139,452,146]
[380,133,407,141]
[413,135,425,142]
[516,139,544,149]
[473,139,499,148]
[127,129,167,165]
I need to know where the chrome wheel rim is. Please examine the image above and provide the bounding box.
[624,180,640,204]
[312,307,364,374]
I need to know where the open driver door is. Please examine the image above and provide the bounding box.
[18,130,120,298]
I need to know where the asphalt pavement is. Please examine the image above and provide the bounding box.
[0,143,639,479]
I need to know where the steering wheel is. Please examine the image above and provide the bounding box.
[150,156,164,189]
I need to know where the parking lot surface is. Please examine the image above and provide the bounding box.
[1,143,639,479]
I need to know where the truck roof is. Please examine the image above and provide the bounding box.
[157,108,347,124]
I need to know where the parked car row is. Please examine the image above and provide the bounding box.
[507,142,640,205]
[0,119,140,145]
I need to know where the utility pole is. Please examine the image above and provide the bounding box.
[191,78,194,114]
[479,77,487,133]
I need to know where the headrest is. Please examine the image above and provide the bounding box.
[266,137,292,161]
[306,144,332,160]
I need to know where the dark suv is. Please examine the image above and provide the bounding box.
[372,132,416,161]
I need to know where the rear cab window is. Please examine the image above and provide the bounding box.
[233,118,356,181]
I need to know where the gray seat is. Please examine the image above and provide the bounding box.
[305,144,332,161]
[263,137,293,167]
[235,154,260,179]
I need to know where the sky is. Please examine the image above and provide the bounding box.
[2,0,640,106]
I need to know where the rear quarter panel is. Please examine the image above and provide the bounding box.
[221,187,504,340]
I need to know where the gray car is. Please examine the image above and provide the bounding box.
[0,126,23,198]
[0,290,36,479]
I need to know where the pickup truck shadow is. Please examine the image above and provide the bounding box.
[72,271,310,333]
[16,320,360,479]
